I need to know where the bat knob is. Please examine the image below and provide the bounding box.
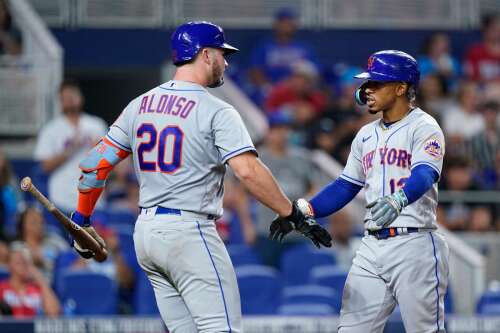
[20,177,32,192]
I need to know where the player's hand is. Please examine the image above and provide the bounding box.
[366,189,408,227]
[270,199,332,248]
[69,211,106,259]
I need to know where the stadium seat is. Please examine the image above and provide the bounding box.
[236,264,282,315]
[280,244,336,286]
[277,303,336,316]
[281,284,341,313]
[226,244,262,267]
[134,271,159,315]
[115,229,141,274]
[477,290,500,315]
[60,270,118,315]
[106,209,137,231]
[445,285,454,313]
[52,250,79,295]
[310,265,348,297]
[0,267,9,281]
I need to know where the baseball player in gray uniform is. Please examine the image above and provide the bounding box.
[68,21,331,333]
[271,50,449,332]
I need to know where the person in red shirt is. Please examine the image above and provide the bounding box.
[464,14,500,83]
[265,60,327,116]
[0,242,60,317]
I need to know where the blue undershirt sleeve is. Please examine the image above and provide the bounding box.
[310,178,362,218]
[402,164,439,205]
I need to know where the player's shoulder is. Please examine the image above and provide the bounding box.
[355,118,379,139]
[410,108,442,130]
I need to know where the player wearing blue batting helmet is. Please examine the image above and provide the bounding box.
[354,50,420,112]
[171,21,239,88]
[171,21,239,66]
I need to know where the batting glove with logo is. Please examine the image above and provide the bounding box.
[69,211,106,259]
[269,199,332,248]
[366,189,409,227]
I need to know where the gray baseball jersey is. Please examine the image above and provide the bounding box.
[108,80,255,332]
[340,108,445,230]
[337,108,449,333]
[107,80,256,217]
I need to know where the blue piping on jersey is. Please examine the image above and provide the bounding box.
[411,161,441,178]
[111,124,128,136]
[429,232,441,332]
[106,134,132,152]
[197,222,232,333]
[340,174,365,186]
[221,146,255,162]
[381,123,410,196]
[159,87,205,92]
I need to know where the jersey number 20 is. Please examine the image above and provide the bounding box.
[137,123,183,173]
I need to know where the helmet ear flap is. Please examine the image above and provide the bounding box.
[355,82,368,105]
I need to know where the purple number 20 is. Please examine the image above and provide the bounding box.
[137,123,184,173]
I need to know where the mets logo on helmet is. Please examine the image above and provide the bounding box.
[367,56,375,70]
[424,136,443,159]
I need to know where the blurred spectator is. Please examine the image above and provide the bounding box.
[417,73,454,120]
[218,175,256,245]
[418,32,461,88]
[253,112,322,267]
[318,66,373,163]
[469,206,494,232]
[464,14,500,83]
[438,155,482,230]
[0,242,60,317]
[0,238,7,269]
[247,7,318,104]
[265,60,327,116]
[17,206,68,282]
[0,149,22,239]
[327,208,360,271]
[33,79,107,214]
[467,100,500,188]
[0,0,21,56]
[106,157,140,215]
[442,80,484,154]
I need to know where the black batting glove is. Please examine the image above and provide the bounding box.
[269,199,333,248]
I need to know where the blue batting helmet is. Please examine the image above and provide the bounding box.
[171,21,239,66]
[354,50,420,105]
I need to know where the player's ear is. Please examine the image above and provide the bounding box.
[395,82,407,97]
[200,48,211,65]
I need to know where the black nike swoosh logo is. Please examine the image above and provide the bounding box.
[362,135,372,143]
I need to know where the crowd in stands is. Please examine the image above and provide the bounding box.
[0,2,499,318]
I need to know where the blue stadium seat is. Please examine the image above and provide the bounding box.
[226,244,262,267]
[60,270,118,315]
[115,229,141,274]
[106,209,136,230]
[445,285,454,314]
[278,303,336,316]
[477,290,500,315]
[134,271,159,315]
[310,265,348,297]
[280,244,336,286]
[236,265,281,315]
[281,284,341,313]
[52,250,79,295]
[0,267,9,281]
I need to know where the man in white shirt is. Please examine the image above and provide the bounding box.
[34,79,107,213]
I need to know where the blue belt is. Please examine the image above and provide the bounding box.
[145,206,216,220]
[368,227,419,240]
[156,207,181,215]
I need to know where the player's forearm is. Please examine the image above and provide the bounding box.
[402,164,439,204]
[76,138,129,217]
[310,177,362,218]
[230,154,292,217]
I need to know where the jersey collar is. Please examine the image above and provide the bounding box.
[379,107,419,131]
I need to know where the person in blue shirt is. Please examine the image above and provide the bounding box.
[247,8,319,105]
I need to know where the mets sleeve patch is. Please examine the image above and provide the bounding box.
[424,135,444,159]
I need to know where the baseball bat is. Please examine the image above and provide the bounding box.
[20,177,108,262]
